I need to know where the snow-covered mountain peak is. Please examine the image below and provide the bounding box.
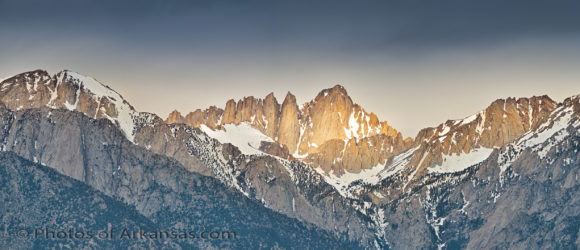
[497,96,580,174]
[0,69,139,142]
[165,84,410,178]
[57,70,138,141]
[56,70,129,104]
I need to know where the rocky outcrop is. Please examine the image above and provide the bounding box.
[278,92,301,153]
[0,69,135,121]
[336,96,561,203]
[262,93,281,138]
[258,141,294,160]
[296,86,410,174]
[183,94,281,136]
[0,152,183,249]
[165,109,184,124]
[393,96,559,190]
[165,107,225,130]
[414,96,557,148]
[307,133,409,174]
[0,69,137,141]
[167,84,412,176]
[185,106,223,130]
[297,85,355,153]
[221,99,236,125]
[296,86,403,154]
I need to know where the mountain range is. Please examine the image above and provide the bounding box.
[1,69,578,249]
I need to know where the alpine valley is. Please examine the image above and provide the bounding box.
[1,69,579,249]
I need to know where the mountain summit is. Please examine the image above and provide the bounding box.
[166,84,411,176]
[0,69,138,141]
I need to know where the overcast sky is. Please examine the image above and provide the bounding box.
[1,0,579,137]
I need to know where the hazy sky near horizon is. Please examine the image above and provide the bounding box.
[1,0,579,137]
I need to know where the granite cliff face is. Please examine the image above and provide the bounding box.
[166,109,185,124]
[167,85,411,176]
[0,152,183,249]
[278,93,301,153]
[324,96,561,203]
[0,69,137,141]
[389,95,559,192]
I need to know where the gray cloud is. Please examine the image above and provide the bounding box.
[2,0,579,53]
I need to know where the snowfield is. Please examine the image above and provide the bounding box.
[429,147,494,174]
[200,122,273,155]
[57,70,138,142]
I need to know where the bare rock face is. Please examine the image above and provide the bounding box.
[221,94,282,138]
[0,69,137,140]
[0,70,54,110]
[0,152,180,249]
[307,133,409,174]
[414,96,557,150]
[183,106,224,129]
[165,109,184,124]
[174,93,280,136]
[278,92,301,153]
[258,141,293,160]
[221,99,236,124]
[170,92,287,149]
[234,96,259,124]
[295,85,409,174]
[297,85,355,154]
[262,93,281,138]
[386,96,560,192]
[166,84,411,176]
